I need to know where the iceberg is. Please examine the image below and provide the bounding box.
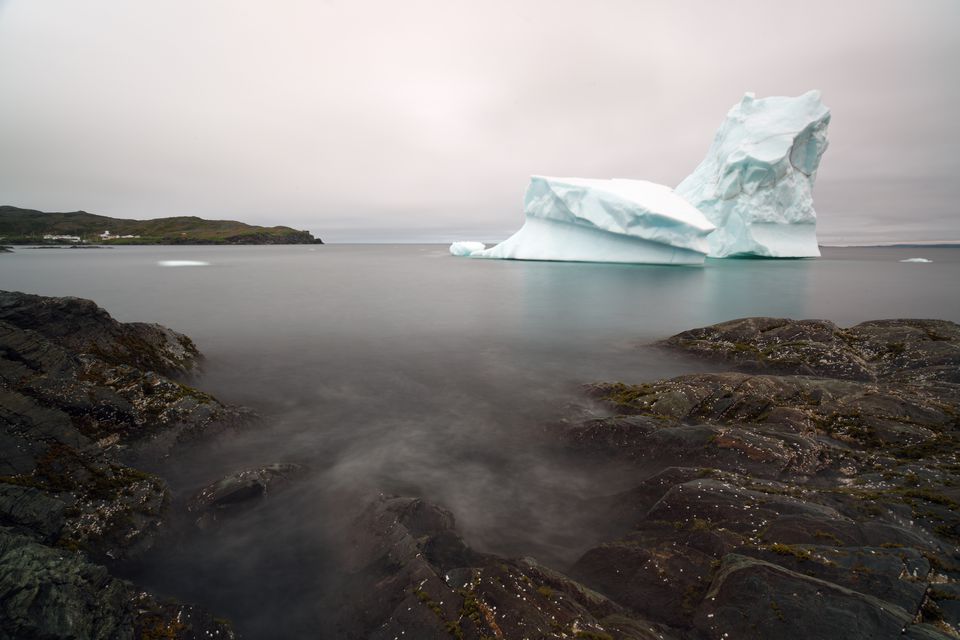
[452,176,715,265]
[449,241,486,257]
[676,90,831,258]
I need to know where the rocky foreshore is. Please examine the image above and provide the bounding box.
[0,290,247,639]
[338,317,960,640]
[3,290,960,640]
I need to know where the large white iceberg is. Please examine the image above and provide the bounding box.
[676,90,831,258]
[451,91,830,264]
[453,176,715,265]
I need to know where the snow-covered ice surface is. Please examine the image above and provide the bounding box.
[676,90,831,258]
[453,176,715,265]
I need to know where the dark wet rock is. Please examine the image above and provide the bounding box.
[0,290,201,376]
[337,494,676,640]
[570,522,726,628]
[662,316,960,384]
[0,526,235,640]
[187,463,305,528]
[554,318,960,639]
[0,526,136,640]
[0,387,169,561]
[0,291,246,636]
[740,544,930,613]
[662,317,875,380]
[131,596,237,640]
[570,473,936,629]
[566,412,831,478]
[0,482,67,541]
[0,246,11,253]
[331,317,960,639]
[0,317,251,462]
[691,554,931,640]
[848,319,960,385]
[583,369,959,466]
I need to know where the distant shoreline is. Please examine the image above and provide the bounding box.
[0,205,323,245]
[0,240,323,247]
[820,241,960,248]
[4,240,959,248]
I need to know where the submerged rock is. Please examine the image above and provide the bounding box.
[187,463,305,528]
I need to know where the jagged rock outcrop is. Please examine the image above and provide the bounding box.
[0,290,201,376]
[661,316,960,384]
[0,290,243,639]
[335,494,676,640]
[554,317,960,639]
[0,293,252,464]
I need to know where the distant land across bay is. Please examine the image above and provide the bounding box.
[820,241,960,248]
[0,205,323,245]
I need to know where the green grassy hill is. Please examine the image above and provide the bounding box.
[0,206,323,245]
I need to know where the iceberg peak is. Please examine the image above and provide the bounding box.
[676,90,831,258]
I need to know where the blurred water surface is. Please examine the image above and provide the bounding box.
[2,244,958,637]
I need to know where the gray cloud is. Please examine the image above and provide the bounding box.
[0,0,957,242]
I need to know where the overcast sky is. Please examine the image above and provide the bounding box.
[1,0,957,243]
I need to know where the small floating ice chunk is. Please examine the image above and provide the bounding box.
[157,260,211,267]
[900,258,932,263]
[449,241,486,257]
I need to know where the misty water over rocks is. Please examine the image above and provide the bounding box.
[2,244,959,637]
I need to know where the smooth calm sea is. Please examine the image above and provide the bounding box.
[2,244,958,636]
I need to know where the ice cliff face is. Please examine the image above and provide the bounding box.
[676,90,831,258]
[457,177,715,265]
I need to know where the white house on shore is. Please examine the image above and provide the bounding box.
[100,230,140,240]
[43,234,81,243]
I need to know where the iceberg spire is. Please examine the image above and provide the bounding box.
[676,90,831,258]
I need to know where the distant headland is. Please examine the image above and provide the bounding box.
[0,205,323,245]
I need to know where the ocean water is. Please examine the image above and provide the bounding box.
[2,244,959,636]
